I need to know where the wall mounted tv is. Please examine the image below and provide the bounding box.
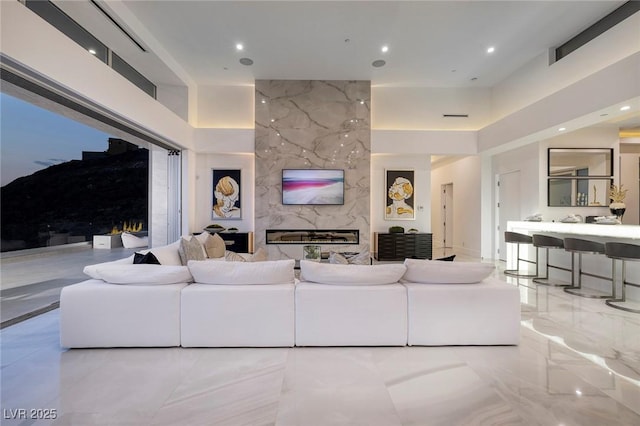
[282,169,345,205]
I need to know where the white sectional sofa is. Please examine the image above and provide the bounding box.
[60,236,521,348]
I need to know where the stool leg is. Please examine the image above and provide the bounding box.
[606,260,640,313]
[534,247,570,286]
[564,253,612,299]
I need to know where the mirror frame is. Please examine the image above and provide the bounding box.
[547,148,613,177]
[547,148,614,207]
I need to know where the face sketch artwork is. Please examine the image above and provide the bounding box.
[386,177,414,219]
[213,176,240,218]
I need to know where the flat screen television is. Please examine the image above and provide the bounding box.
[282,169,344,205]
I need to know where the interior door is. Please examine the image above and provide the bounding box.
[498,171,521,261]
[441,183,453,248]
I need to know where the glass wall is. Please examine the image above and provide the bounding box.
[0,93,149,252]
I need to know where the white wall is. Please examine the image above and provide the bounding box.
[371,154,431,237]
[492,12,640,122]
[620,138,640,225]
[197,85,254,128]
[430,155,482,258]
[372,87,492,130]
[194,153,255,234]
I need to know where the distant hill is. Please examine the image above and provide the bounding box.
[1,149,148,251]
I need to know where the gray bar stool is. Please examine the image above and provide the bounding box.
[563,238,613,298]
[504,231,537,278]
[605,242,640,314]
[532,234,571,286]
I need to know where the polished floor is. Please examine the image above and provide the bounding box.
[1,252,639,425]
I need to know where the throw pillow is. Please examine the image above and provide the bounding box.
[225,250,247,262]
[202,232,226,258]
[133,251,160,265]
[83,255,135,279]
[300,260,406,285]
[251,247,268,262]
[402,258,494,284]
[178,237,206,265]
[328,252,349,264]
[188,259,295,285]
[435,254,456,261]
[89,264,193,285]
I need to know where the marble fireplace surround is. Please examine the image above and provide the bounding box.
[255,80,371,260]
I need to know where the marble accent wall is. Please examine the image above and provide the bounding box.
[255,80,371,259]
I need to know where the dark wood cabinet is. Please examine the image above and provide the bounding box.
[208,232,253,253]
[375,233,432,261]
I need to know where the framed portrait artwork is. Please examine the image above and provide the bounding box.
[385,170,415,220]
[212,169,241,219]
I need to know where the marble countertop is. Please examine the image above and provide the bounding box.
[507,221,640,240]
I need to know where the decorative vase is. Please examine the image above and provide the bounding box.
[609,202,626,221]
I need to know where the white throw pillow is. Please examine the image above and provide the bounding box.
[300,260,406,285]
[138,240,182,266]
[83,255,135,279]
[402,258,494,284]
[188,259,295,285]
[87,264,193,285]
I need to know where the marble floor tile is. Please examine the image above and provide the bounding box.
[2,270,640,425]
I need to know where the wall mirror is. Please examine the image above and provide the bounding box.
[547,148,613,207]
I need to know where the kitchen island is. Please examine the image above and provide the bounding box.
[506,221,640,302]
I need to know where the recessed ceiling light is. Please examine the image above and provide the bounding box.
[261,99,266,104]
[558,127,566,131]
[88,48,97,55]
[372,59,386,67]
[620,105,631,111]
[381,45,389,53]
[487,46,495,53]
[239,57,253,66]
[236,43,244,51]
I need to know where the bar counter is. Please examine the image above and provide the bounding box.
[506,221,639,302]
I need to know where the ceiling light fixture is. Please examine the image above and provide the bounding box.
[381,45,389,53]
[236,43,244,51]
[558,127,566,131]
[239,57,253,66]
[372,59,386,68]
[620,105,631,111]
[487,46,495,53]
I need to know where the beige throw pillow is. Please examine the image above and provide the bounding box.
[178,237,206,265]
[203,232,226,258]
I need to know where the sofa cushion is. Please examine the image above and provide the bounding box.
[300,260,406,285]
[402,258,494,284]
[133,251,160,265]
[188,259,295,285]
[86,264,193,285]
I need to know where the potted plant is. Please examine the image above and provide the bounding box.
[609,184,627,221]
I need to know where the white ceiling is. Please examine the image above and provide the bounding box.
[53,0,638,132]
[58,0,626,89]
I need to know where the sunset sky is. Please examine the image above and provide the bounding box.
[1,92,111,186]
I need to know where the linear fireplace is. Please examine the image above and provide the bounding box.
[266,229,359,245]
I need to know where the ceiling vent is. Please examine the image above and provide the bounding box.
[443,114,469,118]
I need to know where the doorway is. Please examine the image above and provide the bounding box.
[497,171,521,261]
[441,183,454,249]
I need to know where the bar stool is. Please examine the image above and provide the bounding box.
[532,234,571,286]
[563,238,613,298]
[504,231,537,278]
[605,242,640,314]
